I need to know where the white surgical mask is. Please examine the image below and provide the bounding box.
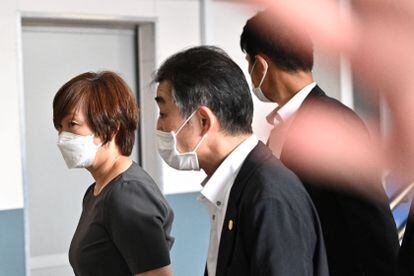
[250,59,271,102]
[155,110,207,171]
[57,131,101,169]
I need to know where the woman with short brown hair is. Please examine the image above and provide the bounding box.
[53,71,174,276]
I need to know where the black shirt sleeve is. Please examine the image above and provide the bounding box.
[104,180,172,274]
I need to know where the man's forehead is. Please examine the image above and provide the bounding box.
[155,81,173,104]
[157,81,173,96]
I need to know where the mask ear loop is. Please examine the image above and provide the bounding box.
[88,133,102,148]
[192,116,214,153]
[174,109,213,153]
[192,133,207,153]
[249,59,257,75]
[257,60,268,88]
[175,109,198,135]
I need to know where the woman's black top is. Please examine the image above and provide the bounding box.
[69,162,174,275]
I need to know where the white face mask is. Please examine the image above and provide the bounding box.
[155,110,207,171]
[250,59,271,102]
[57,131,101,169]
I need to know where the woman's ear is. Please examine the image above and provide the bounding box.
[197,106,216,135]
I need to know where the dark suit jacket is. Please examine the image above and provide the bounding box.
[399,201,414,276]
[210,142,329,276]
[271,86,399,276]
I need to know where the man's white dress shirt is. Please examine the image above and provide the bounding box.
[198,135,259,276]
[266,82,316,157]
[266,82,317,126]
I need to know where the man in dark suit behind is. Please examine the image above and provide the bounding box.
[399,199,414,276]
[154,46,328,275]
[241,10,399,276]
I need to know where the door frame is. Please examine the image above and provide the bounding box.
[17,12,160,274]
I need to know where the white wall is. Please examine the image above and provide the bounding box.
[161,0,346,194]
[0,0,203,210]
[0,1,352,274]
[153,0,205,194]
[206,1,273,143]
[0,0,350,202]
[0,0,24,211]
[162,1,272,194]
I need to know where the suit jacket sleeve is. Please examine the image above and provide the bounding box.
[245,197,317,276]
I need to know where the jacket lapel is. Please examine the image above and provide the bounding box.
[215,142,272,275]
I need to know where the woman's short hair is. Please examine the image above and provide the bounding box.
[53,71,139,156]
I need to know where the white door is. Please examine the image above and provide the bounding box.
[22,23,139,276]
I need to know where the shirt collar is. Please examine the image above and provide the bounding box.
[266,82,317,126]
[198,135,259,208]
